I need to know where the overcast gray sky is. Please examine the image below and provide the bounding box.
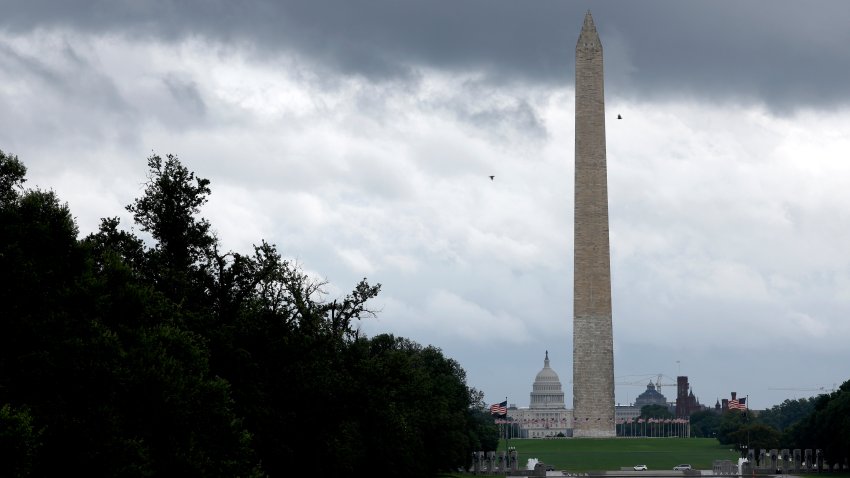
[3,0,850,410]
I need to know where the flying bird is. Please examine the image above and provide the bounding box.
[489,175,495,181]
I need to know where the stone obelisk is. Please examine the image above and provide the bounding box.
[572,10,615,438]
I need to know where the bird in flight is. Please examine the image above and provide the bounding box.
[489,175,495,181]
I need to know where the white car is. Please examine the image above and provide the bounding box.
[673,464,692,471]
[634,465,648,471]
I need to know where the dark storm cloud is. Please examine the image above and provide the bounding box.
[455,95,548,142]
[3,0,850,111]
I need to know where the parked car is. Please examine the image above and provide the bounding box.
[634,465,648,471]
[673,464,692,471]
[546,464,555,471]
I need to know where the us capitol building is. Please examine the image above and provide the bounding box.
[505,351,573,438]
[504,352,705,438]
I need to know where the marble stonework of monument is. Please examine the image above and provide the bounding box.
[572,9,616,439]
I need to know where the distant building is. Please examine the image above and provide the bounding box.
[635,381,668,409]
[721,391,750,413]
[615,380,694,437]
[507,351,572,438]
[674,376,708,417]
[615,381,669,424]
[503,365,709,437]
[615,405,640,422]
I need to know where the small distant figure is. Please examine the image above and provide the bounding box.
[617,114,622,119]
[489,175,495,181]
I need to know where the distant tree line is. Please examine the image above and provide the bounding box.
[0,150,499,477]
[689,384,849,468]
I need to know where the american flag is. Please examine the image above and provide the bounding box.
[728,397,747,410]
[490,400,507,417]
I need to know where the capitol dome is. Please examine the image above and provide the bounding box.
[535,361,560,382]
[530,351,565,409]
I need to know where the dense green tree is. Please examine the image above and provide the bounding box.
[716,409,782,460]
[717,410,750,445]
[640,404,673,419]
[2,150,485,477]
[1,150,261,476]
[268,330,479,478]
[0,149,26,204]
[125,153,216,316]
[757,397,814,432]
[468,406,501,454]
[409,342,480,474]
[0,404,42,477]
[789,381,850,468]
[739,423,781,452]
[689,410,721,438]
[126,153,213,266]
[118,153,479,476]
[0,152,93,474]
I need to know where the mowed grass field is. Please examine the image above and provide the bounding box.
[496,437,739,472]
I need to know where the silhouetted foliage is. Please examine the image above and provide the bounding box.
[639,404,672,419]
[0,150,488,477]
[717,410,751,446]
[739,423,781,451]
[689,410,720,438]
[709,387,849,468]
[0,404,42,477]
[787,380,850,468]
[757,397,814,432]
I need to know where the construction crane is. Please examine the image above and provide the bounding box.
[616,373,677,391]
[652,374,678,391]
[768,384,836,393]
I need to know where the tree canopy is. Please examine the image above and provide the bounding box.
[757,397,814,432]
[640,404,673,419]
[0,150,491,477]
[688,409,720,439]
[787,381,850,468]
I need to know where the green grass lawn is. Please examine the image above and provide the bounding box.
[496,437,740,472]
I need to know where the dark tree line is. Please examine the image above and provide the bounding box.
[690,387,849,469]
[0,150,498,477]
[787,382,850,468]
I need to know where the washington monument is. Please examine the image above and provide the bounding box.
[572,11,615,438]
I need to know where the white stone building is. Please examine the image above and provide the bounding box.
[507,351,572,438]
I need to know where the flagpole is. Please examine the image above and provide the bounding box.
[505,397,511,469]
[746,395,750,453]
